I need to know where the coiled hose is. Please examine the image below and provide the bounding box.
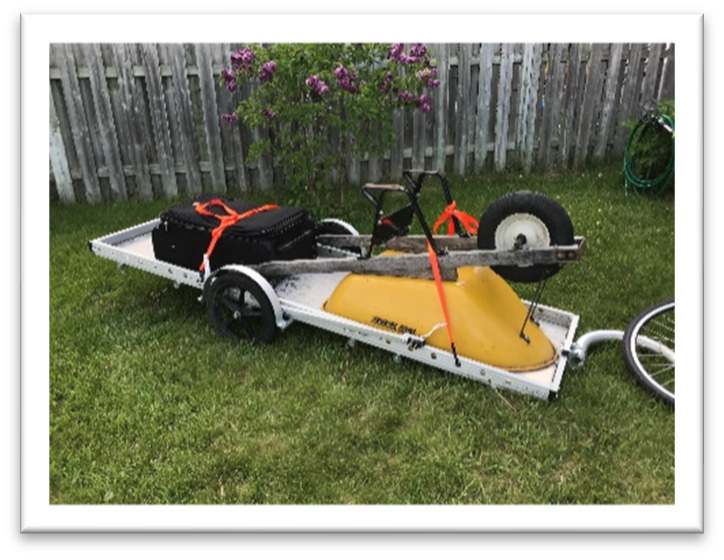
[623,113,675,195]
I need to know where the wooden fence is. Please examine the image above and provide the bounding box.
[49,43,674,204]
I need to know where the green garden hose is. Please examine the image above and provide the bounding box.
[623,112,675,195]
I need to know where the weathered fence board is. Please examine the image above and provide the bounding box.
[57,44,102,203]
[658,44,675,100]
[391,108,405,178]
[474,43,495,172]
[573,44,606,168]
[641,43,665,105]
[49,89,75,203]
[494,43,514,171]
[50,42,673,204]
[412,108,425,171]
[140,44,178,197]
[539,43,567,168]
[83,44,128,200]
[195,44,227,192]
[613,43,645,155]
[594,43,625,161]
[110,44,153,199]
[516,43,541,173]
[434,43,450,171]
[163,43,203,195]
[559,43,582,167]
[454,43,472,175]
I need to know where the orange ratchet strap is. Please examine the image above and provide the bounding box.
[194,198,278,273]
[425,201,478,367]
[426,241,460,366]
[432,201,479,236]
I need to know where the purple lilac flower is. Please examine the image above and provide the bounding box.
[417,94,432,113]
[221,68,237,92]
[388,43,404,61]
[399,53,420,64]
[221,112,238,124]
[334,65,358,93]
[259,60,277,82]
[305,74,330,96]
[416,66,441,89]
[334,65,348,80]
[261,107,276,120]
[416,66,436,83]
[231,47,255,71]
[398,90,416,104]
[379,71,394,93]
[410,43,427,58]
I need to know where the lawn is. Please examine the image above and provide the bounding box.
[49,165,674,504]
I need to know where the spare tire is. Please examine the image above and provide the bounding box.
[477,191,574,283]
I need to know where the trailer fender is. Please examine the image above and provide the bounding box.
[205,265,289,329]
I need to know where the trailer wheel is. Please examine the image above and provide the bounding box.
[205,271,277,343]
[477,191,574,283]
[317,218,361,255]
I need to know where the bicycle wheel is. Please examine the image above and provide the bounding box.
[622,299,675,406]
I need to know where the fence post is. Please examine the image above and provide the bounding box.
[658,44,675,100]
[49,89,75,203]
[83,44,128,200]
[539,44,567,169]
[494,43,514,172]
[216,44,249,194]
[454,44,472,175]
[140,43,178,197]
[110,44,153,200]
[613,43,645,156]
[391,108,405,179]
[474,43,495,172]
[164,44,203,195]
[412,105,426,171]
[517,43,542,173]
[641,43,664,105]
[594,43,625,162]
[195,44,227,193]
[559,44,582,168]
[573,44,606,169]
[434,43,449,172]
[57,44,102,204]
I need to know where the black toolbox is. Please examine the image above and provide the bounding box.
[151,196,317,271]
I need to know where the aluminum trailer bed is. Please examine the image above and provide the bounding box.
[90,219,580,400]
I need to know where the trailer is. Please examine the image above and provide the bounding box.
[89,170,590,400]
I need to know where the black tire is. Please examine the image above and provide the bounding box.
[205,272,277,343]
[316,218,361,255]
[622,299,675,407]
[477,191,575,283]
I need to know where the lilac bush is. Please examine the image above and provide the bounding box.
[220,43,439,199]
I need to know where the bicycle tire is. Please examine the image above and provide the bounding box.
[622,299,675,406]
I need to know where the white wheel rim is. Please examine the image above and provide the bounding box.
[494,213,552,261]
[319,218,359,236]
[627,302,675,402]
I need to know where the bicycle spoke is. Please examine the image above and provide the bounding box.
[624,300,675,406]
[646,363,674,377]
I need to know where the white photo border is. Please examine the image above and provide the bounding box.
[23,13,703,532]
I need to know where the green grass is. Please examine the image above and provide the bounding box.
[49,165,674,504]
